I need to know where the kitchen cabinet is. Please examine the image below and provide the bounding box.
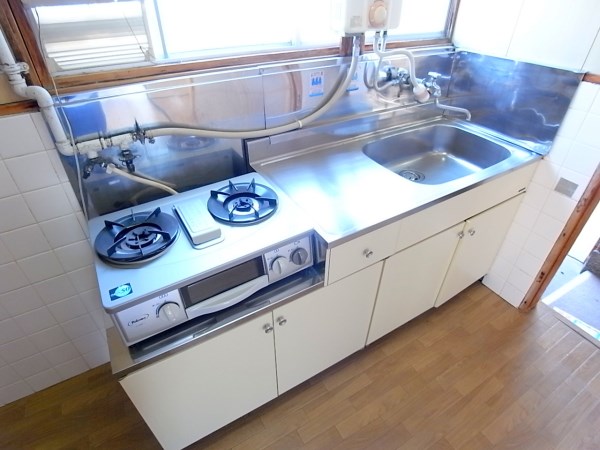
[367,223,463,345]
[119,312,277,450]
[435,194,523,307]
[274,261,382,393]
[119,262,382,449]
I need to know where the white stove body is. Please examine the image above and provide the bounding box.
[88,172,315,345]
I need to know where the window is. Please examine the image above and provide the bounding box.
[16,0,456,84]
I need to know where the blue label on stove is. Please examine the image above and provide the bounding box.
[109,283,133,301]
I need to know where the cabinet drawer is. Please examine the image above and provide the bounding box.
[327,221,399,284]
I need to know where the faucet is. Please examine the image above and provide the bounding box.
[423,72,472,121]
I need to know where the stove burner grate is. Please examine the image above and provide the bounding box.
[95,207,179,265]
[208,179,278,225]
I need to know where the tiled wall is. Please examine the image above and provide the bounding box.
[453,0,600,308]
[484,83,600,306]
[0,113,109,406]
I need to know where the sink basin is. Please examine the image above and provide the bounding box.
[362,123,515,185]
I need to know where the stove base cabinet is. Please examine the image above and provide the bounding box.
[118,262,382,449]
[119,312,278,450]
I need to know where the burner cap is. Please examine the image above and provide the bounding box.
[94,207,179,265]
[208,179,278,225]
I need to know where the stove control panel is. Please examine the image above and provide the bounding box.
[113,290,187,345]
[265,235,314,283]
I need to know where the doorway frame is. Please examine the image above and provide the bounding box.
[519,163,600,311]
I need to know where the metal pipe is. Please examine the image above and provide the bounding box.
[0,27,74,156]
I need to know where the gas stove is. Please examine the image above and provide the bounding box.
[88,172,317,346]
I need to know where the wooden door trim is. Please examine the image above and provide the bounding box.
[519,163,600,311]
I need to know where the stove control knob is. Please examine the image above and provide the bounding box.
[270,256,289,276]
[158,302,180,323]
[290,247,309,266]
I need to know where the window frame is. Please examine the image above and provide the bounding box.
[1,0,459,96]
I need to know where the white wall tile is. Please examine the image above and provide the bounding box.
[0,364,20,388]
[0,239,12,266]
[562,142,600,177]
[556,108,586,139]
[507,267,535,293]
[62,182,82,214]
[62,315,99,341]
[42,342,81,366]
[532,159,561,190]
[568,82,600,112]
[82,345,109,368]
[489,256,513,281]
[533,212,565,243]
[17,251,64,284]
[73,330,105,355]
[67,265,99,294]
[0,286,44,316]
[513,203,540,229]
[0,162,19,199]
[575,113,600,149]
[0,337,38,364]
[30,113,56,151]
[482,273,505,296]
[12,353,51,378]
[0,319,24,346]
[591,90,600,115]
[13,307,57,335]
[55,241,94,273]
[79,288,102,313]
[583,29,600,73]
[0,303,8,321]
[23,185,74,222]
[515,250,543,278]
[507,0,600,70]
[54,357,88,381]
[26,368,62,392]
[0,115,46,159]
[29,326,69,352]
[496,239,522,266]
[0,380,33,406]
[0,262,29,295]
[542,191,577,223]
[46,150,69,183]
[40,215,86,249]
[47,295,88,323]
[5,153,60,193]
[452,0,524,57]
[522,181,550,208]
[546,136,573,165]
[0,195,35,233]
[2,225,51,260]
[500,282,526,308]
[524,232,555,261]
[34,275,77,305]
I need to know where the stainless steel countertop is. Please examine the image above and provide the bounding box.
[251,118,541,246]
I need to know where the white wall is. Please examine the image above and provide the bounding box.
[0,113,109,406]
[452,0,600,306]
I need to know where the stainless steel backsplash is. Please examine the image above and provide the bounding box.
[55,49,581,217]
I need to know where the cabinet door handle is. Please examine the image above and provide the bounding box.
[263,324,274,334]
[458,231,465,239]
[277,317,287,326]
[468,228,476,236]
[363,249,374,258]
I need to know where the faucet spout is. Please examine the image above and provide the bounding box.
[434,98,472,121]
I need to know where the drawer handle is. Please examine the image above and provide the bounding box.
[458,231,465,239]
[277,317,287,326]
[468,228,476,236]
[363,249,374,258]
[263,324,274,334]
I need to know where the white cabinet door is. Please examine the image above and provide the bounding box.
[435,194,523,307]
[274,261,383,394]
[119,312,277,450]
[367,223,463,345]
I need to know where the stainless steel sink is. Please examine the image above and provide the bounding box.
[362,122,519,185]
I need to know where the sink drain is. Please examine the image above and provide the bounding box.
[398,169,425,182]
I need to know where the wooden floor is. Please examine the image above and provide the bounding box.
[2,282,600,450]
